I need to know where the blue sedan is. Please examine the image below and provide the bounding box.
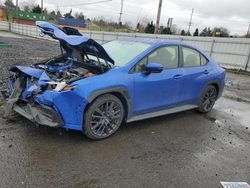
[4,22,226,140]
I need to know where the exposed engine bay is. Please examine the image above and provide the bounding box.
[34,53,110,83]
[8,50,111,95]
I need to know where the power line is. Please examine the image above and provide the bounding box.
[59,0,112,7]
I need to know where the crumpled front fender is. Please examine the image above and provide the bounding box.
[35,90,88,131]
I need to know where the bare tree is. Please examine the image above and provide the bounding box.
[3,0,15,21]
[139,16,151,28]
[74,12,85,21]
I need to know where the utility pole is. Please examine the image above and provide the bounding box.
[169,17,173,33]
[119,0,124,27]
[14,0,18,21]
[169,18,173,28]
[247,23,250,38]
[154,0,163,34]
[187,8,194,35]
[41,0,44,20]
[16,0,18,10]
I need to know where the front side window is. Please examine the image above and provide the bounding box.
[134,57,148,72]
[183,47,208,67]
[134,46,179,72]
[148,46,179,69]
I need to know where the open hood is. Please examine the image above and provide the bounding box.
[36,21,114,64]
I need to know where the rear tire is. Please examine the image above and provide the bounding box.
[197,85,218,113]
[84,94,124,140]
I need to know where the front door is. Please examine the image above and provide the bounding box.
[132,45,184,115]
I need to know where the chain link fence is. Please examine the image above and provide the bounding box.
[1,21,250,71]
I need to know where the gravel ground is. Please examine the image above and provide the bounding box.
[0,34,59,87]
[0,33,250,188]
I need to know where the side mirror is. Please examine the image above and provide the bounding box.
[144,63,164,74]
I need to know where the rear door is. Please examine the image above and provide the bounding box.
[180,46,211,104]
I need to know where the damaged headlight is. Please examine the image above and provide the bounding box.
[47,81,77,92]
[62,85,77,91]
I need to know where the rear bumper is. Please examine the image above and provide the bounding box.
[13,102,64,128]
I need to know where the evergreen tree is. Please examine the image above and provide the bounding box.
[56,10,62,17]
[49,10,56,19]
[144,21,155,34]
[200,27,208,36]
[193,28,199,36]
[207,27,212,36]
[32,5,42,14]
[75,12,85,20]
[181,30,186,36]
[161,27,171,34]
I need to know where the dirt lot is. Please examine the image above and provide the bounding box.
[0,33,250,188]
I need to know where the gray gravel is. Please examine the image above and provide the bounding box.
[0,35,60,88]
[0,34,250,188]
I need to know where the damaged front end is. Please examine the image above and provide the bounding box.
[4,66,64,127]
[2,21,114,130]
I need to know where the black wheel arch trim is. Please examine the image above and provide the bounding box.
[201,80,221,100]
[87,87,132,120]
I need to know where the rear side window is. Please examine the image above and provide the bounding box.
[182,47,208,67]
[201,55,208,66]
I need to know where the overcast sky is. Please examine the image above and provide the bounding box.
[1,0,250,35]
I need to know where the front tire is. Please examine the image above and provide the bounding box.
[197,85,218,113]
[84,94,124,140]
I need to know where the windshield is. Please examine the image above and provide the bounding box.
[102,40,151,66]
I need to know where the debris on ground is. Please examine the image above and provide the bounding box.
[221,182,250,188]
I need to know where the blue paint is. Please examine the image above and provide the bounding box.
[57,17,88,28]
[36,21,114,64]
[8,22,225,132]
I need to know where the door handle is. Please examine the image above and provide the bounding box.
[173,74,183,79]
[203,70,209,74]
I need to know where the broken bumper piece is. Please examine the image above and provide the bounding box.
[13,103,64,128]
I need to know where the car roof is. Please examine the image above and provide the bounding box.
[117,37,184,46]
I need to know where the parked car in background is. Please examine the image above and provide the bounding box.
[3,21,226,140]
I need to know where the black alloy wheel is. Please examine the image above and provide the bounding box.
[84,94,124,140]
[198,85,218,113]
